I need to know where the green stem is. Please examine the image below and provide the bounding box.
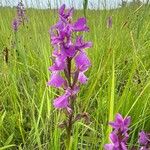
[14,31,18,73]
[65,57,74,150]
[66,113,73,150]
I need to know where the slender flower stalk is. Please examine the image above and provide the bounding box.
[48,4,92,149]
[104,113,131,150]
[107,16,112,28]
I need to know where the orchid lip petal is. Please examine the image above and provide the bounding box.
[110,133,119,144]
[75,52,91,72]
[104,144,114,150]
[47,72,65,88]
[115,113,124,124]
[78,72,88,84]
[53,93,69,108]
[73,18,89,32]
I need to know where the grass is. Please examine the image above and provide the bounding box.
[0,3,150,150]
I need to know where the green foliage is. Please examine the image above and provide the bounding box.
[0,4,150,150]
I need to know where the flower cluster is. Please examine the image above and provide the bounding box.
[139,131,150,150]
[12,2,28,32]
[48,4,92,109]
[104,113,131,150]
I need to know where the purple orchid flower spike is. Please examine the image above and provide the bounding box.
[17,1,28,24]
[48,4,92,110]
[12,1,28,32]
[48,4,92,148]
[109,113,131,132]
[139,131,150,150]
[17,2,25,17]
[104,113,131,150]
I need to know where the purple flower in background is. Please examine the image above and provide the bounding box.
[12,1,28,31]
[104,132,128,150]
[139,131,150,150]
[17,2,25,17]
[104,113,131,150]
[17,2,28,23]
[109,113,131,133]
[12,18,20,32]
[48,4,92,110]
[107,16,112,28]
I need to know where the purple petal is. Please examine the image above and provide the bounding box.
[49,21,64,37]
[115,113,124,124]
[51,23,72,46]
[140,147,147,150]
[62,44,76,57]
[66,7,74,18]
[66,86,80,96]
[53,94,69,108]
[59,4,65,16]
[73,18,89,32]
[47,72,65,88]
[58,4,73,21]
[120,142,128,150]
[49,55,66,71]
[124,116,131,127]
[110,133,119,145]
[75,36,92,50]
[51,35,63,45]
[104,144,114,150]
[139,131,149,145]
[122,133,129,142]
[56,21,64,30]
[12,18,20,31]
[78,72,88,84]
[75,52,91,72]
[109,122,120,129]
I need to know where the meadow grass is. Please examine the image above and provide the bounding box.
[0,3,150,150]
